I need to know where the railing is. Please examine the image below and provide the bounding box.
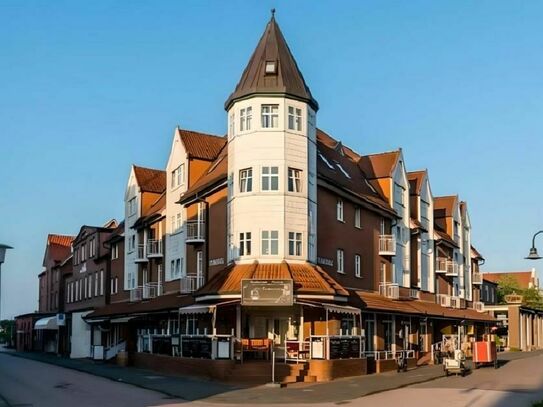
[147,239,163,257]
[186,220,205,242]
[379,283,400,299]
[379,235,396,255]
[180,274,205,293]
[409,288,420,299]
[450,296,462,309]
[285,340,311,363]
[105,340,126,360]
[472,272,483,284]
[143,282,162,299]
[437,293,451,307]
[446,262,459,277]
[436,257,448,273]
[473,301,485,312]
[364,349,415,360]
[308,335,365,360]
[130,287,143,302]
[135,244,147,262]
[436,258,458,276]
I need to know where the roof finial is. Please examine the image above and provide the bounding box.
[271,8,276,19]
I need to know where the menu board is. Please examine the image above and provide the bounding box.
[152,336,172,356]
[181,337,212,359]
[329,337,361,359]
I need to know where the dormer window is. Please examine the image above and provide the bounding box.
[265,60,277,74]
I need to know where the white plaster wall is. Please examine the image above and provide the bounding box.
[227,97,316,264]
[165,129,188,281]
[391,157,411,287]
[420,176,435,292]
[70,310,92,359]
[124,167,139,290]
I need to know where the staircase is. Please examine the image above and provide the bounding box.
[222,361,317,385]
[282,362,317,385]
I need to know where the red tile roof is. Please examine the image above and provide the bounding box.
[482,271,538,289]
[197,261,349,297]
[178,128,226,161]
[358,150,401,179]
[47,234,74,247]
[434,195,458,218]
[407,170,426,195]
[133,166,166,194]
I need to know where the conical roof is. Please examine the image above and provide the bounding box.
[225,12,318,111]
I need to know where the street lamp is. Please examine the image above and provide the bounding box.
[525,231,543,260]
[0,243,13,320]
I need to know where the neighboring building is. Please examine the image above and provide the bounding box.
[64,220,117,358]
[483,269,539,290]
[481,279,498,305]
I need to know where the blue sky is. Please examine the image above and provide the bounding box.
[1,1,542,318]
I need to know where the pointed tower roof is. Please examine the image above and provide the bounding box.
[225,11,318,111]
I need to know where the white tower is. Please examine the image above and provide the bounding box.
[224,13,319,265]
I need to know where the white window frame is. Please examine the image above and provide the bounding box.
[171,164,185,189]
[196,251,203,276]
[111,243,119,260]
[337,249,345,274]
[128,197,137,216]
[261,104,279,128]
[261,230,279,256]
[287,106,302,131]
[239,232,252,256]
[100,270,104,296]
[239,168,253,193]
[355,207,361,229]
[261,166,279,191]
[337,199,344,222]
[355,254,361,278]
[288,232,303,257]
[240,107,252,132]
[94,272,98,296]
[287,168,302,193]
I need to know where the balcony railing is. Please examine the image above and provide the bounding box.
[446,262,459,277]
[435,258,458,276]
[379,283,399,300]
[147,239,163,258]
[450,296,462,309]
[435,257,448,274]
[130,282,163,302]
[409,288,420,299]
[378,235,396,256]
[180,274,205,293]
[186,221,205,243]
[437,294,451,308]
[472,272,483,285]
[473,301,485,312]
[135,244,147,263]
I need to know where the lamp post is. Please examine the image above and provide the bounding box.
[525,231,543,260]
[0,243,13,321]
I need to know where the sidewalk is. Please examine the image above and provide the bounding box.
[0,350,447,404]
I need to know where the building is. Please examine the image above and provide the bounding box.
[483,269,539,290]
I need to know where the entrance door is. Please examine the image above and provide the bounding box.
[267,318,289,358]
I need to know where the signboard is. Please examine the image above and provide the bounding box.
[328,336,362,359]
[241,279,293,306]
[181,336,212,359]
[56,313,66,326]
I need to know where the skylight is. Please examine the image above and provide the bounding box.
[318,152,334,169]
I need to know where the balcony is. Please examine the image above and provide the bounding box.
[473,301,485,312]
[134,244,147,263]
[378,235,396,256]
[186,221,205,244]
[180,274,205,294]
[435,258,458,276]
[472,272,483,285]
[147,239,163,258]
[437,294,451,307]
[450,296,462,309]
[379,283,399,300]
[446,262,459,277]
[129,282,163,302]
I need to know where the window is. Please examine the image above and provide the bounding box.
[239,232,252,256]
[261,230,279,255]
[261,105,279,128]
[128,197,137,216]
[288,232,302,256]
[337,199,344,222]
[394,184,404,206]
[171,164,184,188]
[170,261,175,279]
[128,235,135,252]
[111,243,119,259]
[261,166,279,191]
[239,168,253,193]
[288,168,302,193]
[81,244,86,262]
[84,277,88,299]
[337,249,344,273]
[354,207,361,228]
[240,107,252,131]
[176,213,183,232]
[94,272,98,296]
[355,254,361,278]
[175,259,181,277]
[89,238,96,257]
[196,251,203,276]
[100,270,104,295]
[265,60,276,74]
[288,106,302,131]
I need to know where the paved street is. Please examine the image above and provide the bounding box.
[1,351,543,406]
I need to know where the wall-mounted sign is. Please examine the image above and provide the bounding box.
[317,257,334,267]
[241,279,293,306]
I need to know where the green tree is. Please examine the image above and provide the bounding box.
[523,288,543,310]
[0,319,15,346]
[496,274,521,304]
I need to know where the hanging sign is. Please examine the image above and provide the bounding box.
[241,279,293,306]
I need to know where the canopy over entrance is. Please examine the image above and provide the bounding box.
[34,316,59,330]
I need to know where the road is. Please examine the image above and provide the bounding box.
[1,351,543,407]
